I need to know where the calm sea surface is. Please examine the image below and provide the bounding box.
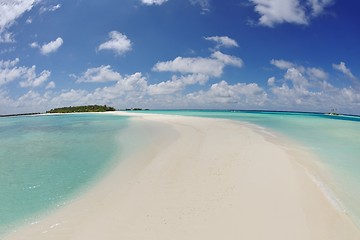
[0,111,359,234]
[0,114,128,235]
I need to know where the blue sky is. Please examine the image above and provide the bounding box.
[0,0,359,114]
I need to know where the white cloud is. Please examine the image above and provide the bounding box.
[19,69,51,88]
[308,0,334,16]
[270,59,295,70]
[0,0,38,33]
[250,0,334,27]
[40,37,63,55]
[0,58,19,68]
[39,3,61,14]
[267,76,276,86]
[52,89,90,106]
[204,36,239,48]
[266,59,360,112]
[153,57,224,77]
[148,74,209,95]
[0,58,23,85]
[250,0,308,27]
[141,0,168,5]
[2,62,360,115]
[153,52,243,77]
[30,42,39,48]
[76,65,122,83]
[148,78,184,95]
[98,31,132,56]
[46,81,56,89]
[187,80,267,106]
[189,0,210,13]
[271,59,328,83]
[307,67,328,80]
[91,72,148,103]
[284,67,309,89]
[332,61,356,80]
[211,51,243,67]
[0,58,51,87]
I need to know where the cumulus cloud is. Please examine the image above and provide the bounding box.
[98,31,132,56]
[39,37,63,55]
[46,81,56,89]
[19,69,51,88]
[30,41,39,48]
[284,67,309,89]
[148,79,184,95]
[76,65,122,83]
[332,61,356,80]
[266,59,360,112]
[250,0,334,27]
[141,0,168,5]
[0,58,23,85]
[153,52,243,77]
[271,59,327,82]
[307,67,328,80]
[270,59,295,70]
[267,76,276,86]
[308,0,334,16]
[204,36,239,48]
[148,74,209,95]
[90,72,148,105]
[2,63,360,115]
[211,51,243,67]
[153,57,224,77]
[0,0,38,34]
[250,0,307,27]
[0,58,51,87]
[187,80,267,106]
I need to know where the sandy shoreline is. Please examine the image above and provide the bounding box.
[5,112,360,239]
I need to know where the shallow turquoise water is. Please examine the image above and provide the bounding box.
[0,114,128,234]
[143,110,360,225]
[1,110,359,234]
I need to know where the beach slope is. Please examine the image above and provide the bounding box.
[6,113,360,239]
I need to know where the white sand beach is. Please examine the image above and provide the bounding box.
[5,112,360,240]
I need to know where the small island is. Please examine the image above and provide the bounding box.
[46,105,116,113]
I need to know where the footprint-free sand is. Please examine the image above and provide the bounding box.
[6,112,360,239]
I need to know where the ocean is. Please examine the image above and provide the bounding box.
[0,110,359,235]
[0,113,129,235]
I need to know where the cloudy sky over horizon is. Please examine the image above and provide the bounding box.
[0,0,359,114]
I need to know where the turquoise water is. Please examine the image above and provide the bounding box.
[143,110,360,225]
[0,114,129,235]
[1,110,359,234]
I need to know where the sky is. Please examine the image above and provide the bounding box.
[0,0,359,115]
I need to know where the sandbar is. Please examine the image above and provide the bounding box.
[5,112,360,239]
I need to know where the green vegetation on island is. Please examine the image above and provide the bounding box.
[46,105,116,113]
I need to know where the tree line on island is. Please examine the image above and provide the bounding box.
[46,105,116,113]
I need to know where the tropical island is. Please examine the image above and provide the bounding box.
[46,105,116,113]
